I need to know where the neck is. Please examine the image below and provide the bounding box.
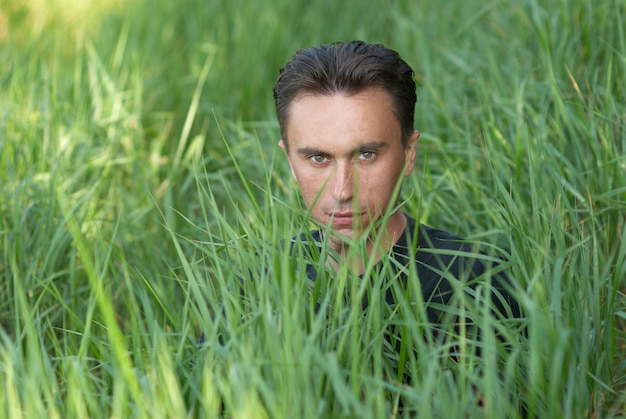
[327,211,407,275]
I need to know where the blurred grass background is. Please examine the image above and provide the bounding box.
[1,0,625,417]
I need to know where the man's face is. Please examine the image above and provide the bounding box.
[280,88,419,248]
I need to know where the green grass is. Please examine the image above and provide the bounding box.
[1,0,625,417]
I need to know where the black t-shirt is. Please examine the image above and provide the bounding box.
[297,214,522,333]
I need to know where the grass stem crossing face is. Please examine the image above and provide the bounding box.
[280,88,419,251]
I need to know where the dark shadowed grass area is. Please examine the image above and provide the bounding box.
[1,0,625,416]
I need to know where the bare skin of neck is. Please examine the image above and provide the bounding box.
[326,211,408,275]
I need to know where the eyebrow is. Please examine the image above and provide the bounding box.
[295,141,390,156]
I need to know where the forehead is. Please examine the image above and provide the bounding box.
[285,88,402,150]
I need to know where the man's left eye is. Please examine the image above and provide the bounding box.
[359,151,375,160]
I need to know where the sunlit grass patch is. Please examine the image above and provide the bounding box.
[3,0,126,41]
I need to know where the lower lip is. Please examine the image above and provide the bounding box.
[330,214,359,226]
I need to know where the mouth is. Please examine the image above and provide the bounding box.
[328,211,363,226]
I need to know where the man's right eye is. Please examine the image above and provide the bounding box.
[309,155,328,164]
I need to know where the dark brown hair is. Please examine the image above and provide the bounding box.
[273,41,416,149]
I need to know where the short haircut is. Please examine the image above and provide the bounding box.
[273,40,417,149]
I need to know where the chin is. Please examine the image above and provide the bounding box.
[330,226,367,242]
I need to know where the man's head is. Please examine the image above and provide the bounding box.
[274,41,420,251]
[273,41,417,150]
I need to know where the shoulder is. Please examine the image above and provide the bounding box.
[289,229,323,281]
[418,224,472,252]
[401,214,472,252]
[400,214,523,319]
[397,214,485,279]
[290,229,323,253]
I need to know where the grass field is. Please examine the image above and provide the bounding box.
[1,0,625,417]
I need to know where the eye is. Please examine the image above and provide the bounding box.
[308,155,328,164]
[358,151,376,161]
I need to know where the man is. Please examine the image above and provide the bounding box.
[273,40,522,352]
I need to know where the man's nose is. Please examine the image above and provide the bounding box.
[330,162,354,202]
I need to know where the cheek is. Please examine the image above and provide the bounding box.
[359,166,403,200]
[294,172,327,204]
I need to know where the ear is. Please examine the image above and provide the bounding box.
[278,139,297,181]
[403,130,420,177]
